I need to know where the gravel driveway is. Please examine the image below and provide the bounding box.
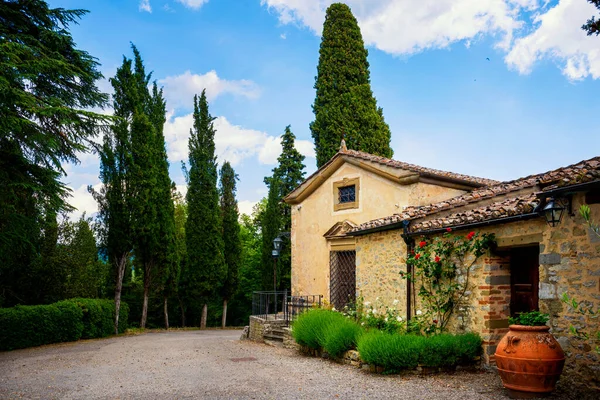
[0,329,578,399]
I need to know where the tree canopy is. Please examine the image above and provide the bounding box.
[583,1,600,36]
[310,2,392,167]
[184,90,226,325]
[0,1,109,306]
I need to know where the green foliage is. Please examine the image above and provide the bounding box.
[184,90,226,321]
[261,175,283,290]
[0,299,129,350]
[404,231,496,332]
[580,204,600,238]
[0,301,84,351]
[69,298,129,338]
[561,292,599,353]
[357,331,482,372]
[260,126,305,291]
[292,309,346,349]
[0,0,109,307]
[582,1,600,36]
[359,298,405,333]
[227,210,263,326]
[311,3,392,167]
[219,162,241,302]
[509,311,549,326]
[357,331,423,371]
[322,317,364,358]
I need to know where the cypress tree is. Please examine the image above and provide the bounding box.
[128,47,159,330]
[93,55,135,334]
[260,174,282,291]
[219,161,241,328]
[185,90,226,328]
[310,3,392,167]
[260,126,306,291]
[150,84,178,330]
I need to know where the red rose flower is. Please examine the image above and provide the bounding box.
[446,228,452,232]
[434,256,441,263]
[466,231,475,240]
[410,250,415,255]
[415,254,421,260]
[433,319,438,324]
[419,241,426,248]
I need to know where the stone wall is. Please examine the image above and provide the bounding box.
[354,193,599,390]
[355,229,409,312]
[248,316,265,342]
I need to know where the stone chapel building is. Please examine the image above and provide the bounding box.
[284,144,600,389]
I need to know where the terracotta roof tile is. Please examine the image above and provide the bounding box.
[342,149,499,187]
[408,193,539,232]
[352,156,600,234]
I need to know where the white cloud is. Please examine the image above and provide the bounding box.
[263,0,600,80]
[262,0,538,55]
[238,200,258,216]
[68,183,101,220]
[280,33,287,39]
[505,0,600,80]
[176,0,209,10]
[139,0,152,13]
[163,112,315,166]
[159,70,260,110]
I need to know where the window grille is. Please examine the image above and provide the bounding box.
[329,250,356,310]
[338,185,356,204]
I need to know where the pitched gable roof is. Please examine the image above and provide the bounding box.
[284,148,498,204]
[351,156,600,234]
[342,149,500,187]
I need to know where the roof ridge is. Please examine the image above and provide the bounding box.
[343,149,500,187]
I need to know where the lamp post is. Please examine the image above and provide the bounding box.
[272,236,283,292]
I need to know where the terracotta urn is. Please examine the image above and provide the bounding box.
[495,325,565,398]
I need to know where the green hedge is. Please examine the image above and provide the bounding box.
[69,298,129,338]
[0,299,128,351]
[357,331,482,372]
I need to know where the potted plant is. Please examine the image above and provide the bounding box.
[495,311,565,398]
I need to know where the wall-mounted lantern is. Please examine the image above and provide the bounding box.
[543,197,570,227]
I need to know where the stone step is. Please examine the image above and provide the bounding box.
[263,333,284,341]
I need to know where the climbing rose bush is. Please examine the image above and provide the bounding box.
[403,229,496,333]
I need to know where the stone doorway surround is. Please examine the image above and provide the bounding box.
[479,234,542,365]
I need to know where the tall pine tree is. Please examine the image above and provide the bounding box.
[310,3,392,167]
[94,55,135,334]
[260,126,306,291]
[185,90,225,328]
[261,174,282,291]
[219,161,241,328]
[150,85,178,330]
[128,47,159,330]
[0,1,109,306]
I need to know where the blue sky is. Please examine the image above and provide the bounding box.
[51,0,600,218]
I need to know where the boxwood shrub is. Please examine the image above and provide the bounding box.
[0,299,129,351]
